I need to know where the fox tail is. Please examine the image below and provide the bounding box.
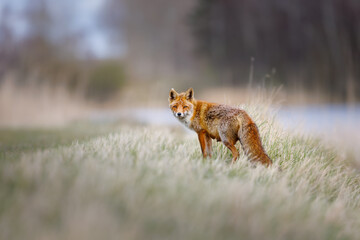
[238,122,272,167]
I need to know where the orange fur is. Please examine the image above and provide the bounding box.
[169,88,272,167]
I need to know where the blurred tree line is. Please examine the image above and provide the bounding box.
[189,0,360,102]
[1,0,359,103]
[0,0,125,101]
[101,0,360,102]
[101,0,198,88]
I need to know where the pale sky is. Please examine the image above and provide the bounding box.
[0,0,124,58]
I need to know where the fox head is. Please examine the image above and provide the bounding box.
[168,88,195,120]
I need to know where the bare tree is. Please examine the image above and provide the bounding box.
[101,0,198,84]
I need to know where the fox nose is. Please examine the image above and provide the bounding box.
[177,112,182,117]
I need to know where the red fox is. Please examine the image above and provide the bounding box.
[169,88,272,167]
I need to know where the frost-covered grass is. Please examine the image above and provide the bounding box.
[1,105,360,240]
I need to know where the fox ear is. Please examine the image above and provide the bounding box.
[185,88,194,100]
[169,88,178,102]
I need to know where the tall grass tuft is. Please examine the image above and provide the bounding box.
[0,104,359,240]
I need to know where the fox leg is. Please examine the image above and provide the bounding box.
[198,131,212,158]
[219,131,239,163]
[222,141,239,164]
[219,123,239,164]
[205,134,212,157]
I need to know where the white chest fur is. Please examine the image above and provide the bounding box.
[176,110,194,129]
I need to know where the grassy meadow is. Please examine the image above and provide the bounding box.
[1,105,360,240]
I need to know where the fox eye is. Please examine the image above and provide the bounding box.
[172,106,177,110]
[183,106,188,109]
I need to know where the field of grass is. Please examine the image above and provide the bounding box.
[1,105,360,240]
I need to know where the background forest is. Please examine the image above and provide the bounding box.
[1,0,359,118]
